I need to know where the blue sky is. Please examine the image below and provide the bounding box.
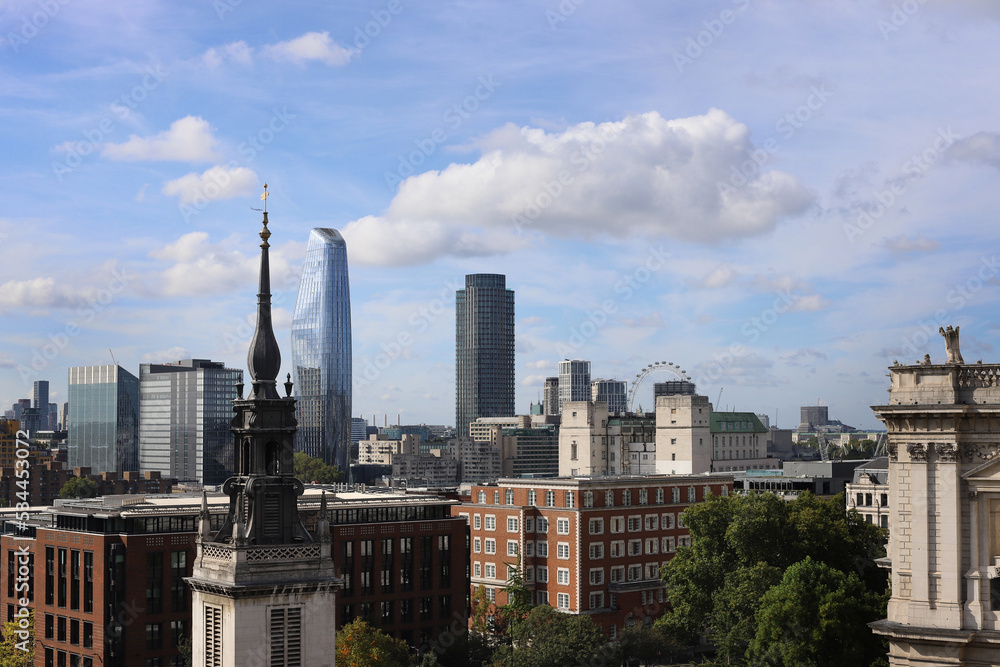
[3,0,1000,431]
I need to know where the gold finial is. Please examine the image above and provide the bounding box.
[260,183,269,213]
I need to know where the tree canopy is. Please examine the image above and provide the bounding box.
[0,611,33,667]
[658,491,888,665]
[292,451,344,484]
[496,604,606,667]
[58,476,98,499]
[336,619,410,667]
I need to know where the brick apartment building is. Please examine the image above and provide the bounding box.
[0,487,467,665]
[459,475,732,638]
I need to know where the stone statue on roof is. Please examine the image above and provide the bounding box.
[939,325,964,364]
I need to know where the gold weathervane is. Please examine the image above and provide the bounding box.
[261,183,269,213]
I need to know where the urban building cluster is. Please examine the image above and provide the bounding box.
[10,203,966,667]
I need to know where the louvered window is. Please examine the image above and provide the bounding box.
[205,604,222,667]
[270,606,302,667]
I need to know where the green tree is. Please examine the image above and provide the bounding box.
[59,476,98,499]
[292,451,344,484]
[496,604,606,667]
[659,492,887,660]
[617,622,679,667]
[336,619,411,667]
[748,557,887,667]
[0,611,33,667]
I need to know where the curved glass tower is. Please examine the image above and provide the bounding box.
[290,228,352,470]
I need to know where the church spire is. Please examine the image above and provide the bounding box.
[247,184,281,400]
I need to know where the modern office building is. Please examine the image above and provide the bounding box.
[455,274,515,439]
[558,360,591,414]
[291,228,353,469]
[591,378,627,415]
[33,380,49,426]
[138,359,242,486]
[67,365,139,475]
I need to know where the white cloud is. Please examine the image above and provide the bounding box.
[162,165,258,205]
[148,232,302,297]
[947,131,1000,170]
[203,41,254,68]
[343,109,813,265]
[262,32,356,67]
[882,235,940,256]
[524,360,552,369]
[522,374,547,387]
[140,346,191,363]
[0,277,91,310]
[102,116,220,162]
[694,264,738,289]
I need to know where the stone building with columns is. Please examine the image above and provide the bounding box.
[871,327,1000,665]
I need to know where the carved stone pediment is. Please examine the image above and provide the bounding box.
[960,442,1000,463]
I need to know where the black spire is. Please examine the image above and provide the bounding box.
[210,186,311,546]
[247,190,281,400]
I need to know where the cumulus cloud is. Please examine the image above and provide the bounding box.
[203,41,254,68]
[148,232,301,297]
[162,165,258,205]
[882,234,940,256]
[102,116,220,162]
[947,131,1000,170]
[343,109,813,265]
[524,360,552,369]
[262,32,356,67]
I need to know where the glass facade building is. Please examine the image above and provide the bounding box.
[591,378,627,414]
[67,365,139,474]
[138,359,242,486]
[291,228,352,469]
[456,274,515,440]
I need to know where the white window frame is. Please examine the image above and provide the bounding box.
[507,540,519,556]
[589,518,604,535]
[589,542,604,559]
[557,542,570,560]
[485,538,496,555]
[507,517,519,533]
[557,593,570,610]
[557,518,570,535]
[557,568,570,585]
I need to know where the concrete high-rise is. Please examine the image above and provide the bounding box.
[67,365,139,474]
[291,228,352,470]
[455,274,515,439]
[544,377,559,416]
[558,359,591,414]
[591,378,627,414]
[138,359,242,486]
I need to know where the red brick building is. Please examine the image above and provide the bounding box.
[0,487,467,665]
[458,475,732,638]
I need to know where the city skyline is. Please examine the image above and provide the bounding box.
[3,2,1000,432]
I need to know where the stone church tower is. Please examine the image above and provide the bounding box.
[871,326,1000,665]
[187,197,340,667]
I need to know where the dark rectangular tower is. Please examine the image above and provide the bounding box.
[455,274,515,440]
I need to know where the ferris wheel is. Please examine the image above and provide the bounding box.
[627,361,691,412]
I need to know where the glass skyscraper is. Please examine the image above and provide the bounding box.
[290,228,352,469]
[558,359,591,414]
[138,359,242,486]
[456,274,515,440]
[67,364,139,474]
